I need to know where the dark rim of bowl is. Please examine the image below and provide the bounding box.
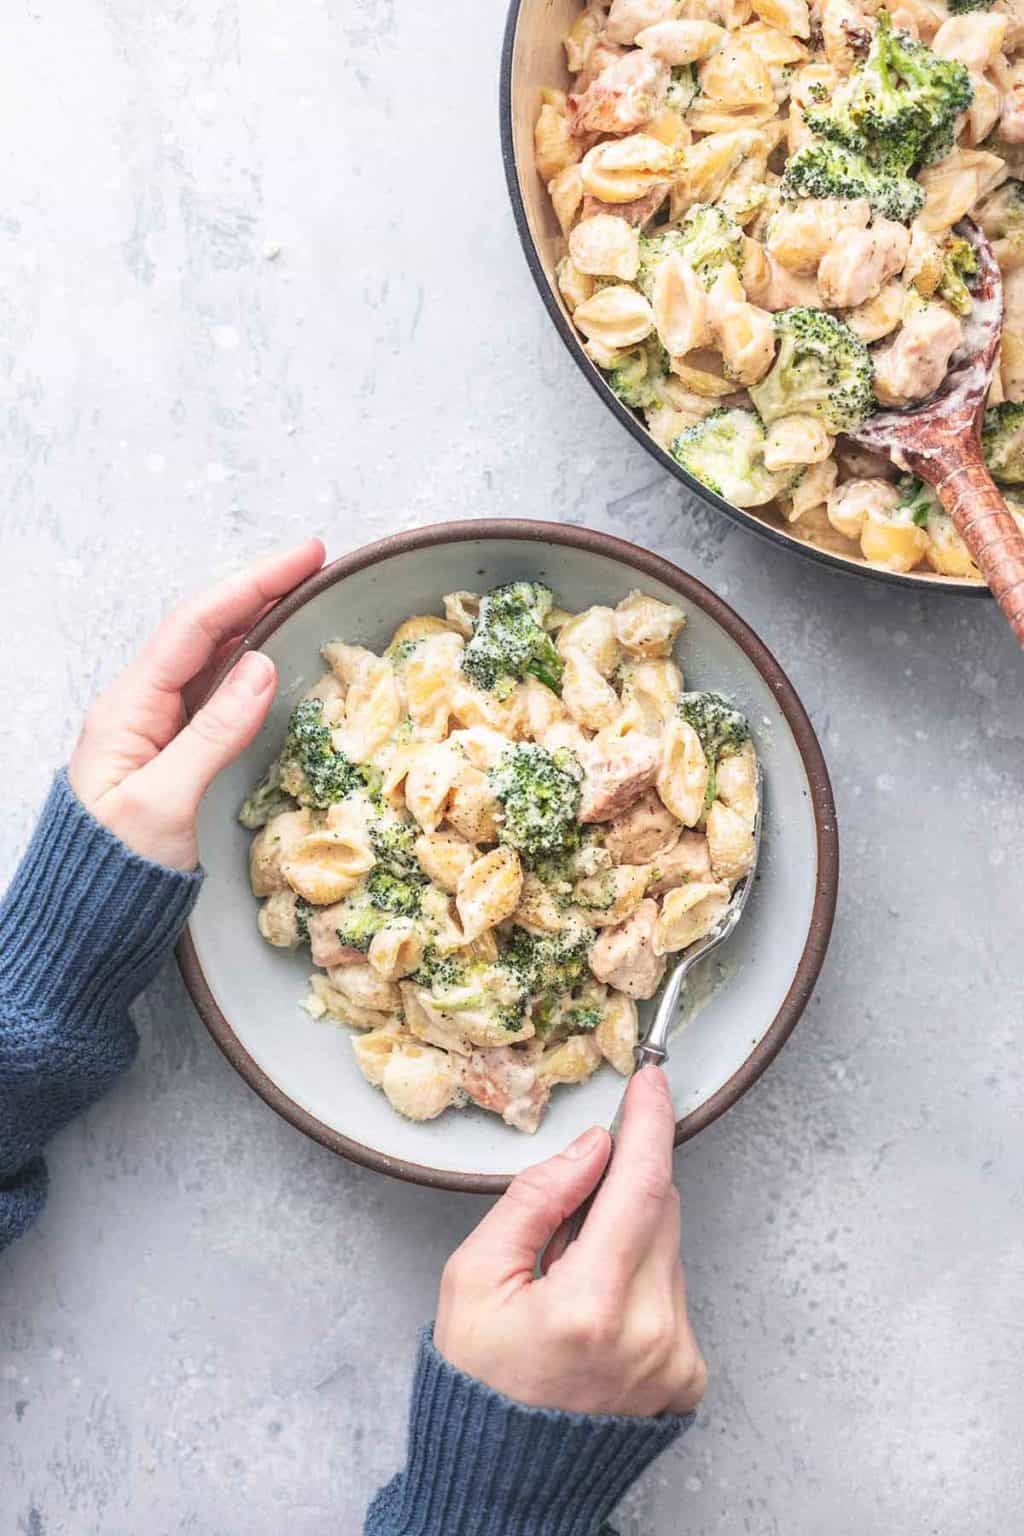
[177,518,840,1194]
[497,0,990,600]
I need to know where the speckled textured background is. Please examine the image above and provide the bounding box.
[1,3,1023,1533]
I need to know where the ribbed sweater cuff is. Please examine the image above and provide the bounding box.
[365,1329,692,1536]
[0,770,202,1021]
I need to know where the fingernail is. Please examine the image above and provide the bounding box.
[566,1126,605,1161]
[234,650,275,694]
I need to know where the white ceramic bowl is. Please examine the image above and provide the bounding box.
[179,521,838,1192]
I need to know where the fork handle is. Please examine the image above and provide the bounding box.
[917,440,1024,646]
[557,1042,667,1249]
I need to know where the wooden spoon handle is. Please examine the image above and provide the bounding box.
[934,450,1024,646]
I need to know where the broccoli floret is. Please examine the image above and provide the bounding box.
[605,337,671,410]
[782,140,924,224]
[896,474,940,527]
[749,308,874,435]
[678,691,751,807]
[279,698,376,809]
[368,805,427,883]
[672,408,786,509]
[238,759,297,829]
[666,62,698,113]
[366,865,424,920]
[365,805,428,917]
[488,742,583,862]
[982,403,1024,485]
[332,887,388,953]
[805,12,972,171]
[677,203,746,288]
[566,1003,603,1031]
[638,206,744,297]
[462,581,563,696]
[501,920,595,1006]
[946,0,996,15]
[411,945,466,990]
[295,897,313,944]
[936,234,978,316]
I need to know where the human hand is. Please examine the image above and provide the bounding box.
[68,538,325,871]
[435,1066,706,1418]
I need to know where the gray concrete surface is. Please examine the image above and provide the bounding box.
[1,3,1022,1533]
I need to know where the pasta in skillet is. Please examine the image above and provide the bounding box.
[239,581,759,1133]
[538,0,1024,578]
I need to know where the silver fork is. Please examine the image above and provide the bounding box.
[561,762,764,1247]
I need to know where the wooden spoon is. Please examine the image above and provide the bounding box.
[849,219,1024,645]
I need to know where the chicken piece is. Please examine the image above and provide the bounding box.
[307,903,366,969]
[826,477,901,541]
[579,734,662,822]
[872,304,962,407]
[646,830,713,894]
[603,789,682,864]
[461,1046,551,1134]
[743,252,821,311]
[817,219,911,310]
[327,962,400,1014]
[569,214,642,281]
[569,51,670,136]
[842,281,905,344]
[589,898,667,1000]
[766,198,872,277]
[576,41,629,93]
[248,809,313,897]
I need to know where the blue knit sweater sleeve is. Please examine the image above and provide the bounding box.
[1,776,690,1535]
[365,1329,693,1536]
[0,771,201,1250]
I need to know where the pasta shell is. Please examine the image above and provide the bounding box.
[456,846,524,943]
[656,716,708,827]
[573,284,656,348]
[580,133,680,204]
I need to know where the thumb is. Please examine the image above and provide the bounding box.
[136,650,277,812]
[462,1125,611,1284]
